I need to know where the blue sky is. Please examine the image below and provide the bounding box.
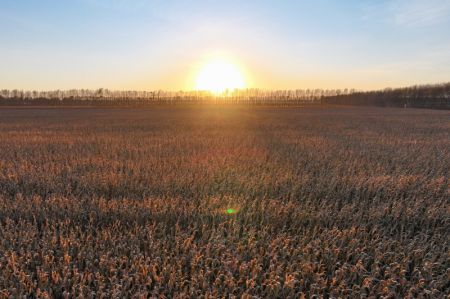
[1,0,449,90]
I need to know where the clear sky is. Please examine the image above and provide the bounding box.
[1,0,450,91]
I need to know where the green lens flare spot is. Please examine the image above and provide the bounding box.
[226,208,236,214]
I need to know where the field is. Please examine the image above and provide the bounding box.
[0,106,449,298]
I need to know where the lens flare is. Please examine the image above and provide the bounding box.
[225,208,237,215]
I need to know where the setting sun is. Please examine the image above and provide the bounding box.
[195,59,246,93]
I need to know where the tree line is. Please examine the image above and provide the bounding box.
[1,82,449,108]
[322,82,450,109]
[0,88,350,106]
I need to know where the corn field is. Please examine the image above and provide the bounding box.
[0,106,449,298]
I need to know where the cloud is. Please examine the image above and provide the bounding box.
[79,0,157,12]
[389,0,450,27]
[360,0,450,27]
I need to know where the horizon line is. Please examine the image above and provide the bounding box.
[2,81,450,94]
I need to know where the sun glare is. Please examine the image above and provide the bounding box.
[195,59,245,93]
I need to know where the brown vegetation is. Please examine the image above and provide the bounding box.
[0,106,449,298]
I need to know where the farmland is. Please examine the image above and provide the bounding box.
[0,106,449,298]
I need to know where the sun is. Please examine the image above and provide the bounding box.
[195,59,246,93]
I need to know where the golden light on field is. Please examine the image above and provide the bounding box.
[195,59,246,93]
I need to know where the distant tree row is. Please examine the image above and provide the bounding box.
[1,83,449,108]
[322,82,450,109]
[0,88,351,106]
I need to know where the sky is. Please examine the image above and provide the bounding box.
[1,0,450,91]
